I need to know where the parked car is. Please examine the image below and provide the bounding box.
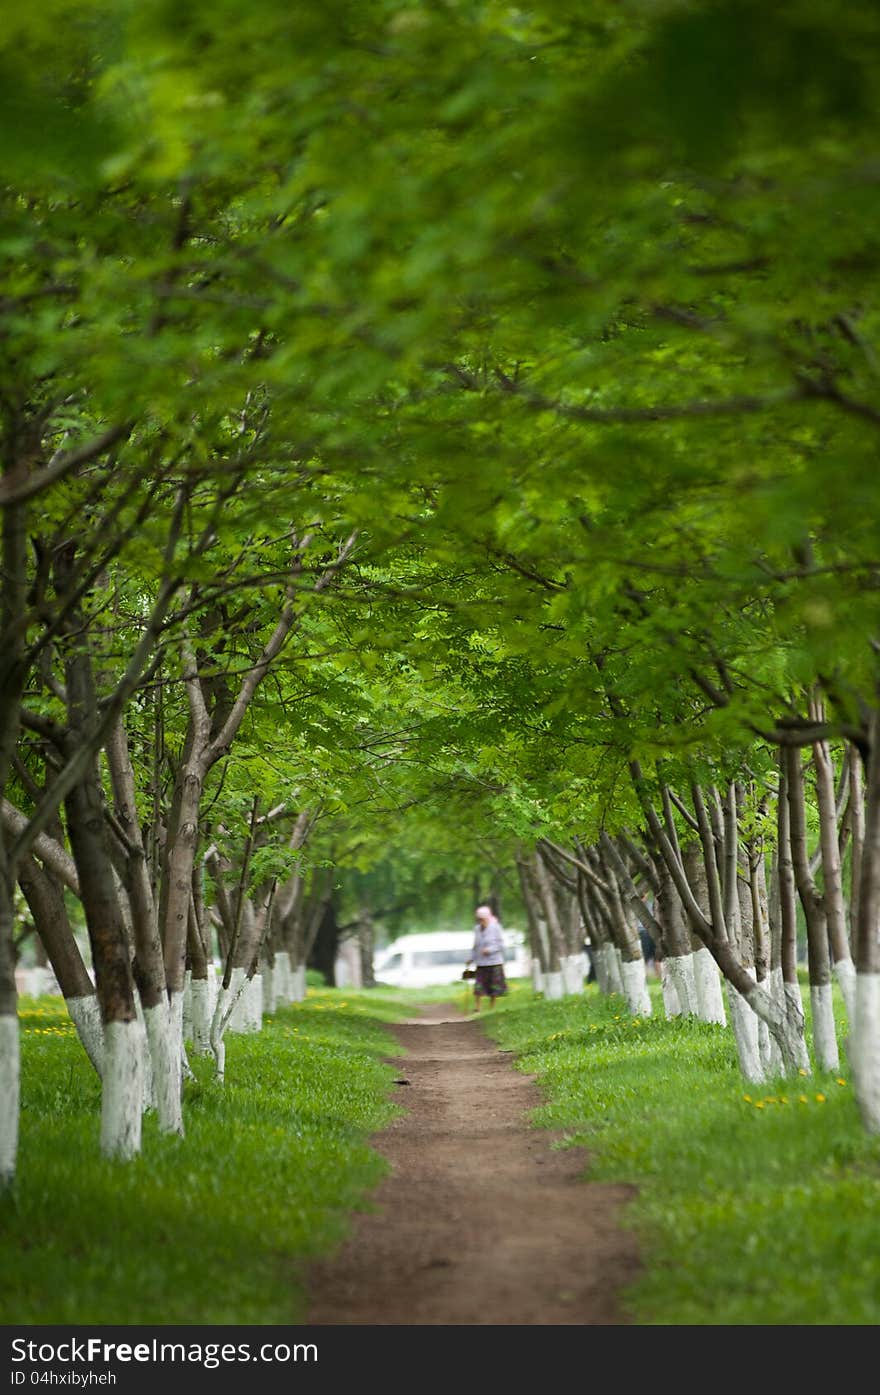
[373,929,529,989]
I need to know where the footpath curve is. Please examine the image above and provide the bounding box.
[306,1001,640,1325]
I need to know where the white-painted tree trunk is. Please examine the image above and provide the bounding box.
[167,988,192,1092]
[20,966,56,997]
[291,963,307,1003]
[851,972,880,1133]
[262,960,275,1015]
[811,983,840,1072]
[169,988,185,1058]
[591,945,609,994]
[224,969,264,1033]
[758,968,785,1076]
[598,943,624,996]
[833,956,857,1025]
[543,970,564,1000]
[726,978,765,1084]
[783,980,812,1072]
[249,974,263,1030]
[132,993,154,1112]
[561,954,585,996]
[66,995,104,1077]
[0,1016,19,1187]
[209,967,257,1081]
[143,999,183,1135]
[530,956,543,992]
[226,967,252,1033]
[664,954,698,1018]
[756,1012,771,1076]
[274,950,292,1005]
[693,947,727,1025]
[190,974,216,1057]
[100,1020,143,1161]
[660,963,681,1017]
[182,970,193,1043]
[620,958,652,1016]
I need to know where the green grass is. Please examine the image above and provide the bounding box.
[481,977,880,1324]
[8,975,880,1325]
[4,987,417,1325]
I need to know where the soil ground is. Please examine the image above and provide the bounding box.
[306,1001,641,1325]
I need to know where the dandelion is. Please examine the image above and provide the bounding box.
[798,1067,809,1076]
[742,1094,753,1103]
[754,1100,765,1109]
[815,1093,826,1103]
[836,1078,847,1086]
[799,1094,809,1103]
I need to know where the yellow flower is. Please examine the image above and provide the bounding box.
[799,1095,809,1104]
[798,1068,809,1076]
[779,1096,788,1104]
[754,1100,765,1109]
[815,1093,826,1103]
[742,1094,753,1103]
[836,1078,846,1086]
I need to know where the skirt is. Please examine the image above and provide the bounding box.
[474,964,508,998]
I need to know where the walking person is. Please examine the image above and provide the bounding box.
[465,904,508,1011]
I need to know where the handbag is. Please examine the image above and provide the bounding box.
[461,967,476,980]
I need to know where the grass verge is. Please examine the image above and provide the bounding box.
[482,978,880,1325]
[4,987,415,1325]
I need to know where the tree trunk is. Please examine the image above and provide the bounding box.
[656,863,698,1017]
[813,727,856,1021]
[18,853,104,1076]
[581,875,622,996]
[358,909,376,988]
[532,849,566,996]
[0,861,18,1188]
[516,854,549,982]
[851,709,880,1131]
[682,844,727,1025]
[848,743,865,954]
[0,494,28,1186]
[786,746,839,1071]
[636,769,806,1075]
[310,897,340,987]
[776,758,811,1073]
[62,613,143,1161]
[749,848,781,1075]
[106,715,181,1134]
[596,845,650,1015]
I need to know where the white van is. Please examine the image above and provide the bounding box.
[373,929,529,989]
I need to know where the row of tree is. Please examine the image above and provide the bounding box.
[3,0,880,1186]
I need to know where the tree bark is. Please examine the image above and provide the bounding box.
[851,706,880,1131]
[532,848,567,995]
[656,862,698,1017]
[632,764,807,1075]
[0,493,28,1186]
[786,746,839,1071]
[812,719,856,1021]
[17,853,103,1076]
[106,714,181,1134]
[59,585,143,1160]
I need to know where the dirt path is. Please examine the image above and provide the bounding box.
[306,1002,640,1325]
